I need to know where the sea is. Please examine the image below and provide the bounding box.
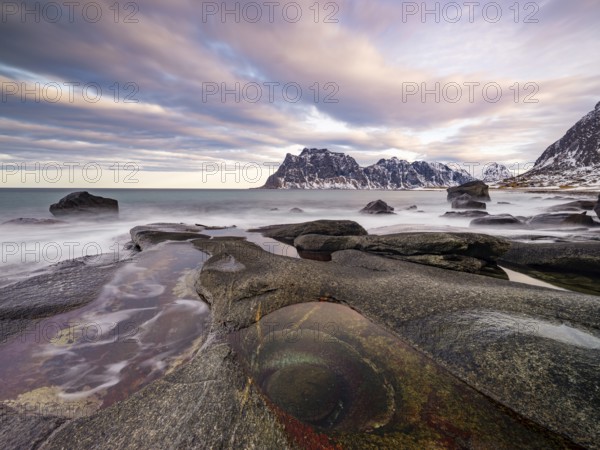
[0,187,596,286]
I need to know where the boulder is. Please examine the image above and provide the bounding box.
[470,215,525,228]
[595,194,600,219]
[442,211,489,218]
[547,200,597,212]
[528,213,596,229]
[447,180,491,202]
[451,194,487,210]
[359,200,395,214]
[49,191,118,217]
[289,208,304,213]
[249,220,368,245]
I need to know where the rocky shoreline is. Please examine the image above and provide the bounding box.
[0,217,598,448]
[1,186,600,449]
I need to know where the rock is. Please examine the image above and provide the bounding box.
[447,180,491,202]
[547,200,597,212]
[289,207,304,213]
[269,208,279,211]
[1,218,66,226]
[528,213,596,229]
[498,202,512,205]
[404,205,418,210]
[451,194,487,210]
[249,220,367,245]
[293,232,510,278]
[49,191,118,217]
[130,223,210,250]
[359,200,395,214]
[595,194,600,219]
[499,241,600,295]
[19,237,600,448]
[0,404,65,449]
[442,210,489,218]
[470,215,525,228]
[187,238,599,448]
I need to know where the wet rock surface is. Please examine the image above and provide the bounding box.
[130,223,210,250]
[500,241,600,295]
[3,225,600,449]
[0,260,121,343]
[49,191,118,217]
[293,232,510,278]
[188,239,599,448]
[249,219,367,245]
[595,194,600,219]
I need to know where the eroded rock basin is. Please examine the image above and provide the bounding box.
[0,242,210,418]
[230,302,576,449]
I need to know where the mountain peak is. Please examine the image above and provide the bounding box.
[527,102,600,175]
[299,148,332,156]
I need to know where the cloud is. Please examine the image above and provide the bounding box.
[0,0,598,186]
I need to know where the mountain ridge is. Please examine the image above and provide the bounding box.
[262,148,475,189]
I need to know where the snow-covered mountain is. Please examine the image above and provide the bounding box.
[513,101,600,187]
[481,163,512,183]
[262,148,473,189]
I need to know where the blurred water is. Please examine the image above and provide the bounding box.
[0,188,596,284]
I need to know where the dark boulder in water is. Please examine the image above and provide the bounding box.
[528,212,596,229]
[359,200,395,214]
[447,180,490,202]
[470,214,525,228]
[289,207,304,213]
[451,193,487,210]
[49,191,118,217]
[595,194,600,219]
[547,200,597,212]
[442,210,489,218]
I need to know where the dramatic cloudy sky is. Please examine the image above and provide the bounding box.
[1,0,599,187]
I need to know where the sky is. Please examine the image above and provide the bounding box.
[0,0,599,188]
